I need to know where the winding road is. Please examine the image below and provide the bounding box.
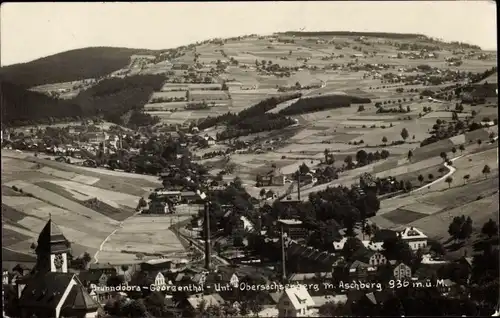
[409,155,462,194]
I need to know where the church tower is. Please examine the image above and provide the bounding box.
[34,217,71,274]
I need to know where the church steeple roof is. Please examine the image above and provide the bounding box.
[36,217,70,254]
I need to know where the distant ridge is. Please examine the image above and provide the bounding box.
[277,31,426,39]
[0,46,159,88]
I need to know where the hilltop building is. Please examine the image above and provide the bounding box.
[15,218,100,318]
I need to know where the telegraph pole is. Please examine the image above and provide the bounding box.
[280,222,286,282]
[297,173,301,201]
[204,201,211,271]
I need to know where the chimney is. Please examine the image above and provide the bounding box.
[204,202,211,271]
[280,222,286,282]
[297,174,301,201]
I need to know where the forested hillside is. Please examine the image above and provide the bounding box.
[0,47,158,88]
[74,74,165,125]
[1,74,164,127]
[0,80,83,126]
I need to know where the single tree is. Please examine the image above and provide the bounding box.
[458,217,473,241]
[477,139,482,146]
[463,174,470,184]
[407,150,413,162]
[451,147,457,155]
[482,164,491,179]
[429,240,446,256]
[445,176,453,188]
[401,128,409,141]
[342,237,363,260]
[448,217,462,242]
[481,219,498,238]
[440,151,448,161]
[418,174,424,185]
[382,136,388,144]
[324,148,330,163]
[428,173,434,180]
[259,188,266,198]
[459,144,465,154]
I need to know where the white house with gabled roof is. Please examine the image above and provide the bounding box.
[278,285,315,317]
[400,227,427,251]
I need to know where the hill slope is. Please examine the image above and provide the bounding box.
[0,47,158,88]
[1,80,83,125]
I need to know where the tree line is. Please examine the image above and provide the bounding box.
[197,93,301,130]
[2,74,165,128]
[279,94,371,116]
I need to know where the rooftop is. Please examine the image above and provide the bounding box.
[36,219,70,254]
[400,227,427,240]
[278,219,303,225]
[282,285,315,310]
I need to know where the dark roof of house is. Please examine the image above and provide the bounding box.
[351,248,379,263]
[61,283,100,314]
[414,263,445,279]
[19,272,74,309]
[371,229,398,243]
[349,260,370,271]
[365,290,392,305]
[36,219,70,254]
[78,270,105,285]
[88,263,116,271]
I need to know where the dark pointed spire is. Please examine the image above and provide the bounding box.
[36,218,70,254]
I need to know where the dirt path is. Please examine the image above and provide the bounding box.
[93,211,141,264]
[409,155,462,194]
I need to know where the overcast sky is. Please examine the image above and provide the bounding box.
[1,1,497,66]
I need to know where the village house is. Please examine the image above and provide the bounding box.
[285,241,340,273]
[204,135,216,147]
[185,293,223,315]
[277,285,315,317]
[141,258,189,274]
[152,272,167,290]
[147,199,173,214]
[288,272,333,286]
[87,263,117,276]
[351,249,387,267]
[400,227,428,251]
[438,279,458,296]
[278,219,308,241]
[235,216,255,233]
[393,263,412,281]
[256,168,286,187]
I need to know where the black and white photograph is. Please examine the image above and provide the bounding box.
[1,1,498,317]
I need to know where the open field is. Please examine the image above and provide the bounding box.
[96,214,193,264]
[149,91,187,100]
[1,151,189,265]
[190,90,229,100]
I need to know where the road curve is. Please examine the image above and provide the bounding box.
[408,155,462,194]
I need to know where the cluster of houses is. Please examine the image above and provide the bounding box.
[2,202,476,318]
[142,189,201,214]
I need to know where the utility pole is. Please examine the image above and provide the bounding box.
[204,201,211,271]
[297,173,301,201]
[280,222,286,282]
